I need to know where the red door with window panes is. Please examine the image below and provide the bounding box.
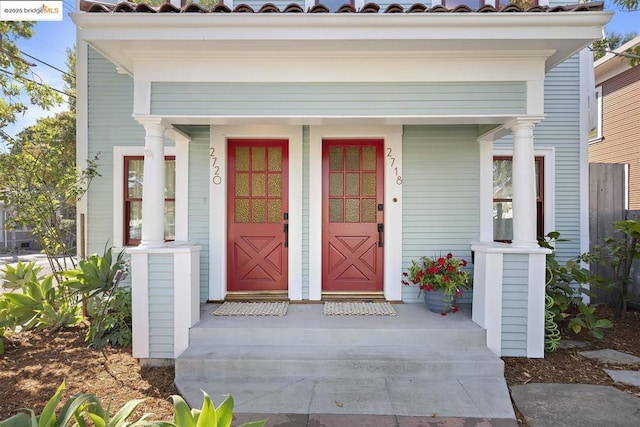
[322,139,384,293]
[227,139,289,292]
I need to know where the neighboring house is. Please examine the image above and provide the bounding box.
[0,201,40,252]
[73,0,610,363]
[589,36,640,209]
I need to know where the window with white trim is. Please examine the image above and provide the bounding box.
[123,156,176,246]
[588,85,603,143]
[493,156,544,242]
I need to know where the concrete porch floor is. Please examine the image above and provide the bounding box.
[175,303,516,426]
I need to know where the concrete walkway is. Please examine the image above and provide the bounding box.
[511,348,640,427]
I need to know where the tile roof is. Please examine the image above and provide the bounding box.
[79,1,604,14]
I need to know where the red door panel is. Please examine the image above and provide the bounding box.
[227,139,288,292]
[322,139,384,292]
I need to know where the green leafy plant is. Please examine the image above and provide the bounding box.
[85,287,132,348]
[0,383,266,427]
[0,381,152,427]
[540,232,613,342]
[0,262,82,333]
[155,392,266,427]
[62,246,129,348]
[401,253,472,313]
[582,220,640,319]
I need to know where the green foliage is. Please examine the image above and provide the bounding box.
[86,287,132,348]
[592,32,639,61]
[540,232,613,341]
[582,220,640,319]
[0,381,152,427]
[154,393,266,427]
[0,383,266,427]
[0,262,82,332]
[0,22,62,133]
[63,246,129,348]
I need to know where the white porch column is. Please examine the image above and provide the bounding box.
[507,119,539,247]
[140,119,167,248]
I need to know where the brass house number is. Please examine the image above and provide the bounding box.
[210,147,222,185]
[386,147,402,185]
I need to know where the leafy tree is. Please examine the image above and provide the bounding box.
[593,32,639,61]
[0,48,99,276]
[0,22,62,140]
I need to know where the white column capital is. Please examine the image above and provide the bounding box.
[504,116,544,132]
[133,115,170,131]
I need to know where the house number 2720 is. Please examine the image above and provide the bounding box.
[210,148,222,185]
[386,148,402,185]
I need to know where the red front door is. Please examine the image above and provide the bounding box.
[322,139,384,293]
[227,139,288,292]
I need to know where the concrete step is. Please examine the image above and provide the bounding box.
[175,343,504,381]
[174,375,516,418]
[189,325,487,347]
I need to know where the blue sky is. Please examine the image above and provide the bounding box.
[1,0,639,151]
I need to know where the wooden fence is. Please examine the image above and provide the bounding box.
[589,163,640,305]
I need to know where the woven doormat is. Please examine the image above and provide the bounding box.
[212,302,289,317]
[323,302,397,316]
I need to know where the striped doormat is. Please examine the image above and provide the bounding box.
[212,301,289,316]
[323,302,397,316]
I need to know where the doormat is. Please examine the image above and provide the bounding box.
[323,302,397,316]
[212,301,289,317]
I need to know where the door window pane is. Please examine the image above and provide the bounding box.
[346,173,360,197]
[329,146,343,171]
[345,199,360,223]
[346,147,360,171]
[362,199,376,223]
[329,199,344,223]
[252,147,266,171]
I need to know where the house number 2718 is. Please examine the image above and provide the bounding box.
[210,147,222,185]
[386,148,402,185]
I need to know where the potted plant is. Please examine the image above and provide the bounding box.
[402,253,472,314]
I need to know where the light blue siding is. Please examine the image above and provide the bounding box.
[150,82,526,117]
[401,125,480,303]
[185,126,211,303]
[501,253,529,357]
[86,47,143,255]
[148,254,174,359]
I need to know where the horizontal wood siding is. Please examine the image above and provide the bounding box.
[148,254,174,358]
[590,66,640,209]
[401,125,480,303]
[150,82,526,117]
[87,47,145,254]
[501,253,529,357]
[186,126,211,303]
[496,55,582,262]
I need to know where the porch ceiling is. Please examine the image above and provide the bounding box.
[73,10,612,77]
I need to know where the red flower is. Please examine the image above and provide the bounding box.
[403,272,408,277]
[440,312,447,316]
[443,276,449,283]
[461,259,468,267]
[446,253,453,259]
[456,288,463,296]
[452,306,459,313]
[447,265,455,272]
[437,258,445,266]
[426,284,434,291]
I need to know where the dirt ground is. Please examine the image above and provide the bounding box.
[0,308,639,425]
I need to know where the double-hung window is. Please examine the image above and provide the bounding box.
[123,156,176,246]
[493,156,544,242]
